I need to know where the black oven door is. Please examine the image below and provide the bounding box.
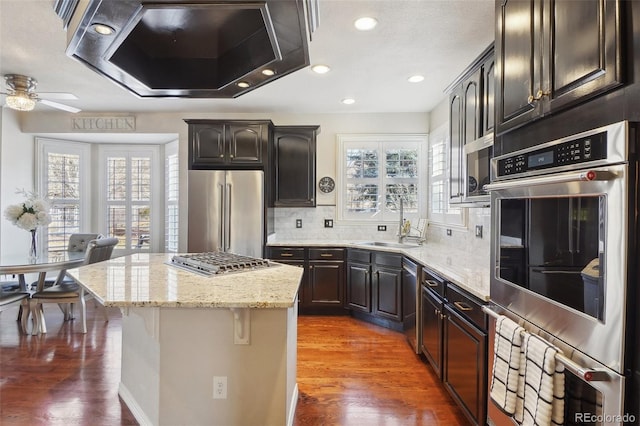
[487,163,628,374]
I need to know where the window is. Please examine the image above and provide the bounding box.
[427,123,466,227]
[165,141,179,253]
[36,138,91,253]
[337,134,426,223]
[98,145,160,253]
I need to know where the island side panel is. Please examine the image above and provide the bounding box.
[118,305,297,426]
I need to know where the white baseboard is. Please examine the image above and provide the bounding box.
[287,383,299,426]
[119,382,154,426]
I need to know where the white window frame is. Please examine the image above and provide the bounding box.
[336,134,427,224]
[97,144,162,255]
[164,140,179,253]
[35,137,92,253]
[427,122,466,228]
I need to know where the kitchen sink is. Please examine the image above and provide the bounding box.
[356,241,421,249]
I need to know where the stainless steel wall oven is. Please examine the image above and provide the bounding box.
[485,121,638,425]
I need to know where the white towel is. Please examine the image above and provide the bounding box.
[514,333,565,426]
[490,315,524,415]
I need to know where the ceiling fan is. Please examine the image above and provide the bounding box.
[1,74,81,113]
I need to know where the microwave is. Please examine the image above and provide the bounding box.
[462,132,493,205]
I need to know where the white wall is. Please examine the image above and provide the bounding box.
[1,109,37,257]
[2,110,429,255]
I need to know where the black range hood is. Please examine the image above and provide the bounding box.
[55,0,311,98]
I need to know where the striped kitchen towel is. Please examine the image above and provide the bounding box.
[490,315,525,415]
[514,332,565,425]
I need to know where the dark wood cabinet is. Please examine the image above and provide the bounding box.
[186,120,271,169]
[267,246,346,314]
[447,44,494,204]
[495,0,623,135]
[449,85,464,203]
[347,249,413,331]
[443,285,487,426]
[482,54,495,136]
[421,268,446,378]
[347,249,372,313]
[306,248,345,310]
[371,252,403,322]
[272,126,319,207]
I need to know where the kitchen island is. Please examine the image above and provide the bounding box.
[67,253,303,426]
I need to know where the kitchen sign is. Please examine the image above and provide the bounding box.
[71,116,136,132]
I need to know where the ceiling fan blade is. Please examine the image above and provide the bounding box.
[39,92,78,101]
[39,99,81,113]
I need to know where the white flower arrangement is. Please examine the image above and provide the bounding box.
[4,190,52,231]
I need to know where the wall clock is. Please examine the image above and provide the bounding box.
[318,176,335,193]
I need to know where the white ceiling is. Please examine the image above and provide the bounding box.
[0,0,495,115]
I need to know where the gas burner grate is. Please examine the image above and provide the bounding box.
[170,252,271,276]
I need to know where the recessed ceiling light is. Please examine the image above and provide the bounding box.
[237,81,250,88]
[408,75,425,83]
[261,69,275,76]
[311,64,331,74]
[354,17,378,31]
[91,23,115,35]
[341,98,355,105]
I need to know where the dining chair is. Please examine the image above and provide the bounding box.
[31,233,101,289]
[0,288,30,333]
[29,237,118,335]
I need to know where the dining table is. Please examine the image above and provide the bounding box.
[0,251,87,293]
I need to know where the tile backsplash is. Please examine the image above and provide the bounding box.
[271,205,491,259]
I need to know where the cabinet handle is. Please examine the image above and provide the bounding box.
[280,253,294,257]
[440,313,446,320]
[425,279,439,287]
[527,89,550,104]
[229,154,234,158]
[453,301,473,312]
[320,253,334,258]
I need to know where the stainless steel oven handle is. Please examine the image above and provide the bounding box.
[484,170,618,192]
[482,306,611,382]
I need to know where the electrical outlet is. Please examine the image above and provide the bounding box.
[213,376,227,399]
[295,219,302,228]
[377,225,387,231]
[446,228,452,236]
[324,219,333,228]
[475,225,483,238]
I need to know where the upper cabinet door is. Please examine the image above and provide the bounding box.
[495,0,542,135]
[544,0,622,112]
[227,124,264,165]
[463,69,482,145]
[496,0,623,135]
[272,126,318,207]
[189,123,226,168]
[482,56,495,135]
[449,88,464,203]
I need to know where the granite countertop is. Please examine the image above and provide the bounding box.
[267,240,490,301]
[67,253,304,309]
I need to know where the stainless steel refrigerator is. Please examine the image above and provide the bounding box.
[187,170,264,258]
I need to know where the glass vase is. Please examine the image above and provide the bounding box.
[28,229,37,262]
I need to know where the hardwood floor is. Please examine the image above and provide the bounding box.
[294,316,470,426]
[0,305,469,425]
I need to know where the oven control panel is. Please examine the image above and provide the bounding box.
[497,131,607,177]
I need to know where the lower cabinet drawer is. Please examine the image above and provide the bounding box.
[445,284,486,331]
[309,248,345,261]
[268,247,305,260]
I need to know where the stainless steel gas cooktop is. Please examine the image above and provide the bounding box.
[170,252,272,276]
